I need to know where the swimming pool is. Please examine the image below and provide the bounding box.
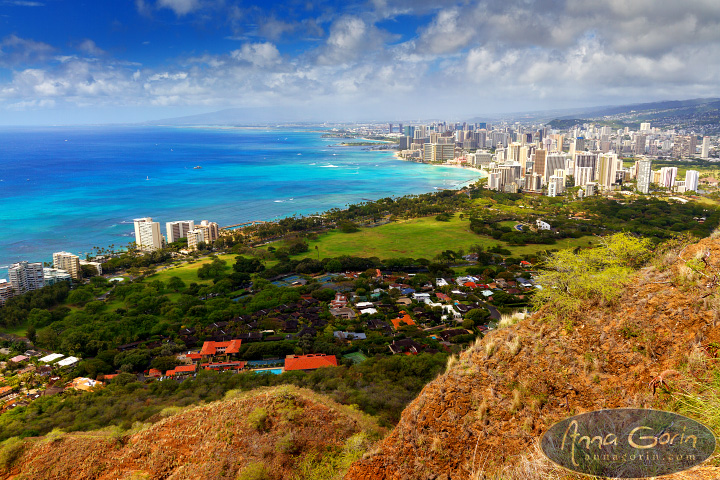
[254,368,283,375]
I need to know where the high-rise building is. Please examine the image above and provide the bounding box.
[659,167,678,188]
[534,149,547,178]
[685,170,700,192]
[0,280,13,305]
[8,261,44,295]
[187,229,205,251]
[634,135,646,155]
[597,153,619,189]
[672,135,698,159]
[166,220,195,244]
[574,152,597,182]
[640,122,651,132]
[53,251,81,279]
[575,167,594,187]
[507,142,522,164]
[545,153,565,182]
[637,159,652,194]
[196,220,220,244]
[548,175,565,197]
[702,137,710,159]
[134,217,164,252]
[423,144,454,163]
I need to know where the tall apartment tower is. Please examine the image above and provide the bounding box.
[685,170,700,192]
[533,149,547,178]
[166,220,195,244]
[187,229,205,251]
[634,135,646,155]
[673,135,698,159]
[196,220,220,244]
[545,153,566,182]
[8,261,44,295]
[574,152,597,182]
[597,153,619,189]
[637,159,652,194]
[702,137,710,159]
[53,251,81,279]
[134,217,164,252]
[659,167,678,189]
[0,280,14,305]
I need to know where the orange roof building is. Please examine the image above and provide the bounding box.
[391,311,416,330]
[199,339,243,356]
[284,354,338,371]
[166,364,198,377]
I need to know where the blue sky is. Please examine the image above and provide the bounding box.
[1,0,719,124]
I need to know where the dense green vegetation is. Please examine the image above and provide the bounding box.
[0,353,447,440]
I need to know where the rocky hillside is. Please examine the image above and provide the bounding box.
[346,235,720,480]
[0,385,383,480]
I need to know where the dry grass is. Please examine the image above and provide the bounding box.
[498,310,527,329]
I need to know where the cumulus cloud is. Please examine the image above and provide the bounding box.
[156,0,199,16]
[77,39,105,56]
[0,35,54,67]
[2,0,720,119]
[316,16,391,65]
[230,42,281,68]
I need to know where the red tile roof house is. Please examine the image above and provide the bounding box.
[199,339,243,363]
[330,293,348,308]
[165,364,197,378]
[435,293,452,303]
[284,354,338,372]
[391,311,416,330]
[201,361,247,373]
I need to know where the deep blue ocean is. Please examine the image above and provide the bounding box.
[0,126,483,274]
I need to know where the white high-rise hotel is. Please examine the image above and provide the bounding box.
[134,217,164,252]
[166,220,195,244]
[637,159,652,194]
[8,261,44,294]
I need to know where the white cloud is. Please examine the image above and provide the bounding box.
[230,43,281,68]
[77,39,105,56]
[147,72,189,81]
[156,0,199,16]
[0,34,54,67]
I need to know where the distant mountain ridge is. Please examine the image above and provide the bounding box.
[145,97,720,130]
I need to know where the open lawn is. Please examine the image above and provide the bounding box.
[145,253,238,285]
[291,216,599,261]
[1,323,27,337]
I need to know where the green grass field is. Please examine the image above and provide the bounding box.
[291,216,597,261]
[146,253,238,285]
[136,218,598,287]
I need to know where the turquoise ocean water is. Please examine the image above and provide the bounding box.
[0,126,483,275]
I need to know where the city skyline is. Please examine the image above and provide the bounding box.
[1,0,720,125]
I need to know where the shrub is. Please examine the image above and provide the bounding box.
[237,462,269,480]
[247,408,268,431]
[0,437,24,473]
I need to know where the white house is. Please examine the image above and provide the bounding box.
[536,219,551,230]
[436,278,449,287]
[413,292,431,301]
[442,305,462,320]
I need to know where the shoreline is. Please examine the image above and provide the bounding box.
[393,150,488,176]
[0,131,481,274]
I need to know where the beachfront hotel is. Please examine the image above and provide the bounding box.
[53,251,81,280]
[133,217,164,252]
[8,261,44,295]
[166,220,195,244]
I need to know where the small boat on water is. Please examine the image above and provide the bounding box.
[193,165,202,169]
